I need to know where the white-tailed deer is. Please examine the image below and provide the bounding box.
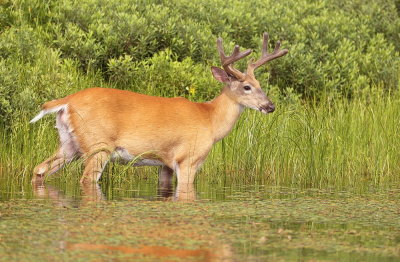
[31,33,288,187]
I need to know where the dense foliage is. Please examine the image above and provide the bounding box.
[0,0,399,127]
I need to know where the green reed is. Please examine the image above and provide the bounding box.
[1,89,400,196]
[201,89,400,189]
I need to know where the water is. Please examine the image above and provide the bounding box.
[1,179,399,261]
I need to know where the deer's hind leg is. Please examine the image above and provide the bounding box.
[32,147,76,183]
[80,150,110,185]
[32,108,80,183]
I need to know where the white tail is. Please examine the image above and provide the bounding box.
[30,105,67,123]
[31,33,288,188]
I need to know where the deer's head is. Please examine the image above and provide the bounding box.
[212,33,288,114]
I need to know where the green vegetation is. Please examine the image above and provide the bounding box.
[2,89,400,194]
[204,89,400,188]
[1,0,400,188]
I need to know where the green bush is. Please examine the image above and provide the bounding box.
[0,25,100,127]
[0,0,399,127]
[107,49,218,100]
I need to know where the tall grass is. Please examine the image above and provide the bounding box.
[1,89,400,198]
[200,89,400,189]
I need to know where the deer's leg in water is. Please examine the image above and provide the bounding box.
[80,151,110,184]
[32,148,74,182]
[159,165,174,189]
[33,109,80,182]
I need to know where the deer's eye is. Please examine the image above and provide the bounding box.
[243,85,251,91]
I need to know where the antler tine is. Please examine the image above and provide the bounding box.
[247,32,288,76]
[217,37,252,80]
[216,38,226,59]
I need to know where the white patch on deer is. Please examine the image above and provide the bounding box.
[173,161,180,180]
[37,166,47,175]
[55,106,80,159]
[30,105,67,123]
[111,147,163,166]
[134,159,164,166]
[111,147,134,163]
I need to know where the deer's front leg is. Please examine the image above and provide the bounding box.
[174,160,198,185]
[173,160,197,202]
[175,182,196,202]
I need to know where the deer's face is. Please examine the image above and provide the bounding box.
[213,32,288,114]
[211,67,275,114]
[229,76,275,114]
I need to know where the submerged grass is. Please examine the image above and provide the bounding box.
[1,187,400,261]
[1,89,400,197]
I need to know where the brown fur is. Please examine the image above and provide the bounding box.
[33,87,246,185]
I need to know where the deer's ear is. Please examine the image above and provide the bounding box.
[211,67,231,83]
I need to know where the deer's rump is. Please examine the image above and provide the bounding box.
[35,87,213,166]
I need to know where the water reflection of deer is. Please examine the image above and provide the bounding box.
[32,177,104,206]
[32,174,196,203]
[32,179,233,261]
[158,167,197,202]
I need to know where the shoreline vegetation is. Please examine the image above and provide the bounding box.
[1,88,400,197]
[1,0,400,192]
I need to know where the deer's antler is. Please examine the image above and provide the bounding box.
[247,33,288,77]
[216,38,252,81]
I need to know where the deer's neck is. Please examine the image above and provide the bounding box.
[208,87,243,142]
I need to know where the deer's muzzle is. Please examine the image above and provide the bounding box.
[259,103,275,114]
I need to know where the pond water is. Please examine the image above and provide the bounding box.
[0,179,399,261]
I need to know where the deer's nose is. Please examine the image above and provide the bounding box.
[266,103,275,113]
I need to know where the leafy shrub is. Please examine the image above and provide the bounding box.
[0,26,99,127]
[0,0,399,127]
[107,49,218,100]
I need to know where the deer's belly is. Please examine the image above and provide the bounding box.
[110,147,164,166]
